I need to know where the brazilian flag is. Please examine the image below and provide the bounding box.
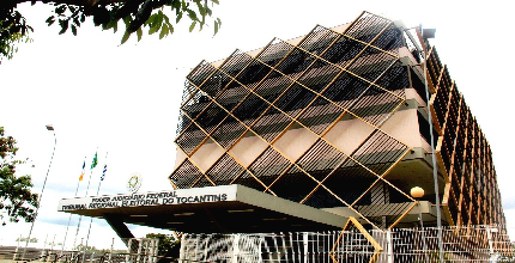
[90,152,98,170]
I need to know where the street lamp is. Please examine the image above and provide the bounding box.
[419,26,444,262]
[21,125,57,260]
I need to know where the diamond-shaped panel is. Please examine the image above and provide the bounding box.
[296,139,347,181]
[297,96,341,135]
[298,25,340,56]
[206,153,246,186]
[269,165,318,203]
[189,139,225,173]
[274,83,317,119]
[236,59,272,89]
[347,46,397,83]
[228,131,269,168]
[214,84,251,112]
[218,50,254,78]
[175,119,208,155]
[253,70,294,104]
[321,36,367,68]
[251,107,292,142]
[298,59,341,93]
[374,61,409,91]
[272,126,318,163]
[350,130,408,176]
[210,115,247,149]
[195,102,228,134]
[169,159,205,189]
[315,158,376,205]
[345,12,390,43]
[348,85,404,127]
[232,92,270,126]
[255,38,295,68]
[322,72,370,110]
[187,60,217,87]
[248,146,292,187]
[274,47,317,77]
[371,22,404,52]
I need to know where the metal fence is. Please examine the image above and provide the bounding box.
[1,225,512,263]
[180,225,513,263]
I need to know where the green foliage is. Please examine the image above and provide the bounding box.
[75,244,98,252]
[0,9,33,62]
[16,236,38,243]
[45,0,221,44]
[145,233,179,256]
[0,126,38,226]
[0,0,221,62]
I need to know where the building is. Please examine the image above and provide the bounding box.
[59,11,511,261]
[170,11,506,231]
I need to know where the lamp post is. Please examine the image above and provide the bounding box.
[419,27,444,262]
[21,125,57,260]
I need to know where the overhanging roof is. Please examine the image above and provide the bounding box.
[58,184,347,233]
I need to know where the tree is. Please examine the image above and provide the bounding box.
[16,236,38,243]
[0,126,38,225]
[145,233,179,256]
[0,0,221,62]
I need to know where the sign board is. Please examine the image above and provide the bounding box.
[58,185,238,212]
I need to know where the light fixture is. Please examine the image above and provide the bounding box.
[173,212,195,217]
[22,125,57,260]
[129,214,149,218]
[227,209,255,213]
[410,186,425,199]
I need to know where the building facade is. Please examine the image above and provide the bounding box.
[170,11,507,233]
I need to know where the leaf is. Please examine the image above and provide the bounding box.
[137,27,143,41]
[171,0,181,9]
[144,14,154,26]
[45,16,55,26]
[214,20,219,35]
[211,0,219,4]
[189,21,196,32]
[58,20,69,35]
[163,14,170,24]
[123,16,131,28]
[176,12,183,23]
[121,31,131,44]
[148,23,159,35]
[187,10,197,21]
[55,5,66,15]
[195,1,206,18]
[156,11,164,27]
[71,24,77,36]
[159,25,169,39]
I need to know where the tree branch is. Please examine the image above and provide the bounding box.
[1,0,127,10]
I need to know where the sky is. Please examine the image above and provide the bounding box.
[1,0,515,250]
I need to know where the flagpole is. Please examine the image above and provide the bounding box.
[73,150,98,250]
[71,169,91,249]
[84,153,108,251]
[60,160,84,256]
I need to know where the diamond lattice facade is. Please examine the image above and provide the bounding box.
[170,11,507,234]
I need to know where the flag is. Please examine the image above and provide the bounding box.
[100,164,107,181]
[78,160,86,181]
[90,152,98,170]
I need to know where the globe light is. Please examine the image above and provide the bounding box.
[410,186,425,199]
